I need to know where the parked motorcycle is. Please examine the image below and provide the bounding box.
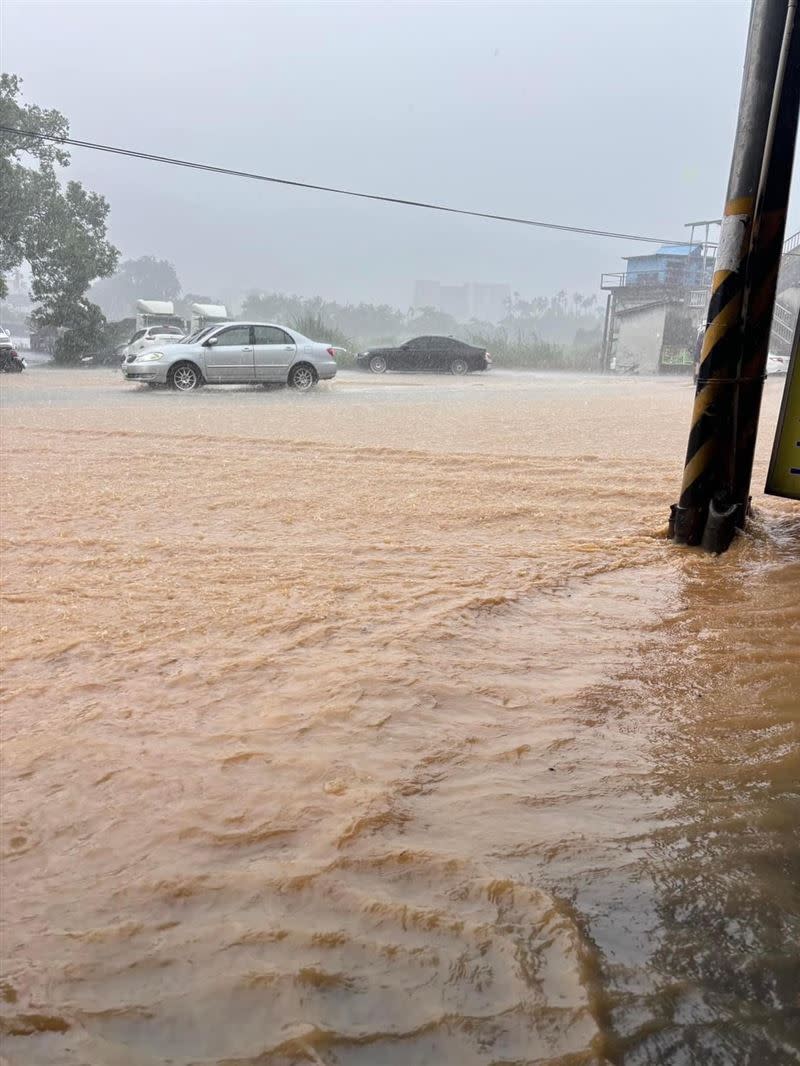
[610,357,640,376]
[0,344,27,373]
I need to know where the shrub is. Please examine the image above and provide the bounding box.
[52,301,108,364]
[292,311,354,366]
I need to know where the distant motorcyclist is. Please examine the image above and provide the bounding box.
[0,336,26,373]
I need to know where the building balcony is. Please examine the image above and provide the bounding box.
[601,269,713,292]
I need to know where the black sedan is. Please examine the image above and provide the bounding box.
[356,336,491,375]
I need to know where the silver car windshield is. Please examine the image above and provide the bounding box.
[182,326,216,344]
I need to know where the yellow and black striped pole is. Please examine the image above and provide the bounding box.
[733,4,800,509]
[670,0,796,550]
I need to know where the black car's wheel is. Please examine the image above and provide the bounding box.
[288,363,318,391]
[169,362,203,391]
[369,354,388,374]
[449,357,469,375]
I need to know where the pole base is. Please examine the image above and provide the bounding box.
[669,503,706,545]
[700,496,740,554]
[669,496,747,552]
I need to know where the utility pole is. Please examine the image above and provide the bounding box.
[600,292,613,373]
[684,219,722,285]
[732,3,800,511]
[670,0,800,551]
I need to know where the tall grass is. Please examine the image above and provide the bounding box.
[465,326,602,371]
[290,311,355,366]
[243,290,604,372]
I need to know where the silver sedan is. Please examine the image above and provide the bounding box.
[122,322,338,392]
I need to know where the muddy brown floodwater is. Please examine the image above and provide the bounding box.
[1,367,798,1066]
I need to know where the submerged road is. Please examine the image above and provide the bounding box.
[1,366,798,1065]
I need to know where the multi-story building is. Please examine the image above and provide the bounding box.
[438,284,471,321]
[470,283,513,323]
[600,229,800,373]
[412,280,511,323]
[600,244,714,375]
[413,280,442,312]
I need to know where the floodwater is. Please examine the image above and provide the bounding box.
[1,367,798,1066]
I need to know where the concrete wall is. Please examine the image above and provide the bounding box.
[615,304,667,373]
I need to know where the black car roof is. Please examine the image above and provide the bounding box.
[409,335,474,345]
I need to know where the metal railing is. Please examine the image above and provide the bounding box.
[600,273,626,289]
[772,300,796,345]
[687,291,795,347]
[601,268,714,291]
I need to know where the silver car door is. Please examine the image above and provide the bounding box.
[204,325,254,382]
[253,325,297,382]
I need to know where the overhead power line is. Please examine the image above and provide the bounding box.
[1,123,691,247]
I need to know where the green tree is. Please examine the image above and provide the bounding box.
[28,181,118,325]
[241,290,306,324]
[92,256,182,320]
[406,306,459,336]
[176,292,219,320]
[0,74,68,298]
[0,74,118,359]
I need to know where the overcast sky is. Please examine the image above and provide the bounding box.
[3,0,797,308]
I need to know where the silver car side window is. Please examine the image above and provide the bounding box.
[215,326,251,346]
[254,326,293,345]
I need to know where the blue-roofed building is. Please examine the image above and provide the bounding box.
[599,237,716,375]
[599,226,799,374]
[623,245,714,290]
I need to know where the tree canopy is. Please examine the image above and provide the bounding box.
[0,74,118,357]
[91,256,182,321]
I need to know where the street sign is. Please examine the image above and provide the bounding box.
[765,333,800,500]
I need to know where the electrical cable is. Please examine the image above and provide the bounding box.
[0,123,694,247]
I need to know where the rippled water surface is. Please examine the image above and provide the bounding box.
[1,368,798,1065]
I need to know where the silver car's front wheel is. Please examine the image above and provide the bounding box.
[369,355,387,374]
[169,363,202,391]
[288,363,317,392]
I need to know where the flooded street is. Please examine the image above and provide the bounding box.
[1,367,798,1065]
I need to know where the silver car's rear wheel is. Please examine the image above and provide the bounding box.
[450,358,469,375]
[169,363,202,391]
[288,363,317,391]
[369,355,387,374]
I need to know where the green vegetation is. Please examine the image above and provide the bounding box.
[242,288,603,370]
[0,74,118,362]
[290,310,353,362]
[0,72,601,372]
[90,256,181,321]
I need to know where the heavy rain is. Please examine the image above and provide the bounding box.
[1,3,799,1066]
